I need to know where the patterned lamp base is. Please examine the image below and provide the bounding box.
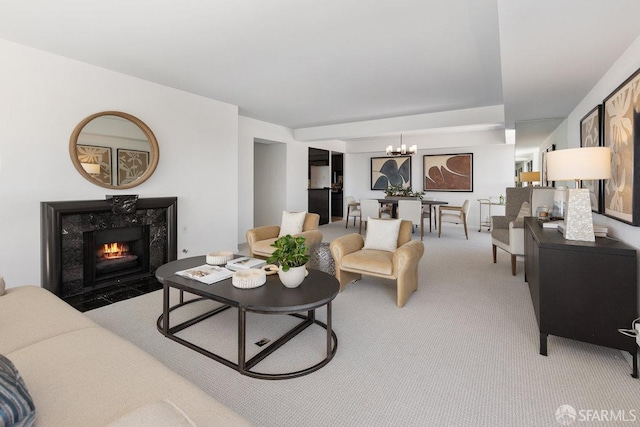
[563,188,595,242]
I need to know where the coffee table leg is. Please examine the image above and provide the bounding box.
[326,301,332,356]
[162,284,170,335]
[238,308,246,373]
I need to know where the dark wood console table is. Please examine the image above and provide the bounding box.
[524,217,638,378]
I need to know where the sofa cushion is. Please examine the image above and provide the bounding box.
[8,326,249,427]
[0,353,35,427]
[279,211,306,237]
[342,249,394,276]
[363,218,401,252]
[0,286,97,355]
[252,237,278,257]
[106,399,195,427]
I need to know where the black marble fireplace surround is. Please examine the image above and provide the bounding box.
[41,197,177,306]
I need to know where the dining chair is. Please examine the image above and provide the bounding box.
[397,200,424,240]
[438,200,471,239]
[344,196,361,229]
[422,196,436,232]
[359,199,391,234]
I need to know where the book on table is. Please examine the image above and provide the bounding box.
[226,256,266,271]
[175,264,234,284]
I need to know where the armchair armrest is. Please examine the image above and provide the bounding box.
[491,216,510,230]
[393,240,425,273]
[298,230,323,251]
[440,205,463,213]
[329,233,365,260]
[508,221,526,254]
[246,225,280,247]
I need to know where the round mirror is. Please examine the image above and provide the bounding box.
[69,111,159,189]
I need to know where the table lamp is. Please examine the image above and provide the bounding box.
[520,171,540,186]
[545,147,611,242]
[81,162,101,176]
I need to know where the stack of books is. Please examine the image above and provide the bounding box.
[551,221,608,238]
[175,264,234,284]
[226,256,266,271]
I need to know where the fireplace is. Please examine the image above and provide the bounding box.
[83,225,151,290]
[41,197,177,298]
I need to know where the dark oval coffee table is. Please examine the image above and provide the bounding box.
[155,255,339,380]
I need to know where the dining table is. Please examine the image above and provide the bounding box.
[376,198,449,231]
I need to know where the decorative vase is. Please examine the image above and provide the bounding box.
[278,265,306,288]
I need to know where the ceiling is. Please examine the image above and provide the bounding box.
[1,0,640,149]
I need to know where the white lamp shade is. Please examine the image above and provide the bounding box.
[546,147,611,181]
[81,162,101,175]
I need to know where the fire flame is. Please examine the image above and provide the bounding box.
[101,242,129,260]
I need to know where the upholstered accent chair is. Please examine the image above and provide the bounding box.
[246,212,323,259]
[491,187,555,275]
[329,219,424,307]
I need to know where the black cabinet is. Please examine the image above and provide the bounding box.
[331,191,343,217]
[524,218,638,377]
[308,189,330,225]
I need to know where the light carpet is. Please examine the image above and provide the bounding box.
[86,221,640,426]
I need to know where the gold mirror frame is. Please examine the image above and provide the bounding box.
[69,111,159,189]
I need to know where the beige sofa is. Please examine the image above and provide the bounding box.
[0,285,250,427]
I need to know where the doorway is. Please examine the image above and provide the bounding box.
[254,141,286,227]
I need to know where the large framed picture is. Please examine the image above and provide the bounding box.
[76,144,112,185]
[580,105,603,213]
[117,149,149,185]
[423,153,473,192]
[603,67,640,225]
[371,156,411,190]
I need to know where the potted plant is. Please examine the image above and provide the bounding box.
[384,184,425,199]
[267,234,310,288]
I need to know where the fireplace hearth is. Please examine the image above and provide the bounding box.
[41,197,177,300]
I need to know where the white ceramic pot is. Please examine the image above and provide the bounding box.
[278,265,306,288]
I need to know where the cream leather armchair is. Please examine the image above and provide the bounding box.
[329,220,424,307]
[246,213,323,259]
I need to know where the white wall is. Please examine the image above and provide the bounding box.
[563,34,640,249]
[342,130,514,230]
[254,142,286,227]
[0,40,239,288]
[237,116,345,241]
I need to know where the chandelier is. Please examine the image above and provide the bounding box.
[386,134,417,156]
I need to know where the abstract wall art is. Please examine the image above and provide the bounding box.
[580,105,603,213]
[117,149,149,186]
[76,144,112,185]
[371,156,412,190]
[423,153,473,192]
[603,67,640,225]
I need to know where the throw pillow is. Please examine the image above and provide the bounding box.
[0,275,5,296]
[513,201,531,228]
[0,354,36,427]
[279,211,307,237]
[363,218,402,252]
